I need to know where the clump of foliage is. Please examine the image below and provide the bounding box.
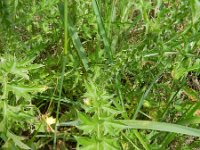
[1,0,200,149]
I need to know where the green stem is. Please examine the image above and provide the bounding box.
[64,0,68,55]
[53,0,68,149]
[97,107,101,150]
[133,130,150,150]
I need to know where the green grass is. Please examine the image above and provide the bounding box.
[0,0,200,149]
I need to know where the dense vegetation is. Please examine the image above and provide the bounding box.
[0,0,200,149]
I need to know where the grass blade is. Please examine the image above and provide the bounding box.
[117,120,200,137]
[58,2,89,71]
[68,17,89,71]
[133,72,162,119]
[92,0,113,62]
[54,0,69,149]
[179,117,200,125]
[133,130,150,150]
[121,132,141,150]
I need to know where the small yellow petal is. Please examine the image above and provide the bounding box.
[46,116,56,125]
[83,98,90,105]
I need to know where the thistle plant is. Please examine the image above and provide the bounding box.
[76,79,123,150]
[0,55,47,149]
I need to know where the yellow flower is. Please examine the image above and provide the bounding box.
[45,116,56,125]
[83,98,91,106]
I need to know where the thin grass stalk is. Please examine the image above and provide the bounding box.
[107,0,116,39]
[53,0,68,149]
[133,130,150,150]
[133,72,162,119]
[121,132,140,150]
[63,0,69,56]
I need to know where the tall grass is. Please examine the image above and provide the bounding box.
[0,0,200,149]
[53,0,68,149]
